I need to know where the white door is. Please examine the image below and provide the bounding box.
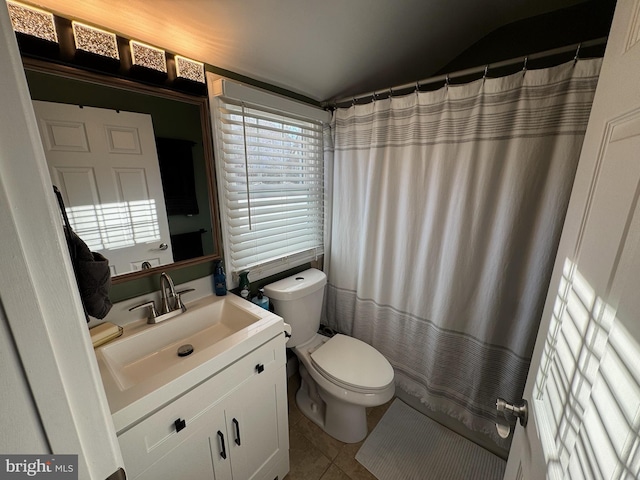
[32,101,174,275]
[504,1,640,478]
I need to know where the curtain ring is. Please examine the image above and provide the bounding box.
[389,87,393,99]
[372,91,377,102]
[352,97,356,107]
[522,56,528,74]
[483,65,489,81]
[445,74,450,87]
[574,43,582,65]
[415,81,420,94]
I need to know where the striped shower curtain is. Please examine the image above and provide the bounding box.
[324,59,602,448]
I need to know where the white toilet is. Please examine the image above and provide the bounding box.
[264,268,395,443]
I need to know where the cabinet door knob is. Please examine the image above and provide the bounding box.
[256,363,265,374]
[217,430,227,459]
[174,418,186,433]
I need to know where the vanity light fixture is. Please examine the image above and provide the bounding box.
[72,21,119,60]
[175,55,205,83]
[7,1,58,43]
[130,40,167,73]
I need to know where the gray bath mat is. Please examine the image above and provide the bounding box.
[356,399,506,480]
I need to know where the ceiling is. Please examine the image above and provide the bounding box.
[29,0,596,103]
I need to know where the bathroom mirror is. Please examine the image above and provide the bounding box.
[23,58,221,283]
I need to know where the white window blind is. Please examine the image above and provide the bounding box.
[213,97,324,281]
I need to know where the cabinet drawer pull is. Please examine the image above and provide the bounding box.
[232,418,241,446]
[217,430,227,459]
[256,363,265,374]
[174,418,186,433]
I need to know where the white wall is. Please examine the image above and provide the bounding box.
[0,3,123,478]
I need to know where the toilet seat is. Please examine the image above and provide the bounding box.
[310,334,394,392]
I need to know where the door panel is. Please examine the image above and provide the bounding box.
[41,118,89,151]
[226,365,288,480]
[32,100,174,275]
[504,1,640,478]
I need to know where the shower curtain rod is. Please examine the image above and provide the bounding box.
[330,36,608,107]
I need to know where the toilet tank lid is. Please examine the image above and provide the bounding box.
[263,268,327,301]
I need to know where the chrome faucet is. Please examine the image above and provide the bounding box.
[129,272,195,324]
[160,272,177,314]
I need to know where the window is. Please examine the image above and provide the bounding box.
[212,90,325,284]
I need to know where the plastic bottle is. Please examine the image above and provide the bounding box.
[251,289,269,310]
[238,271,250,301]
[214,261,227,296]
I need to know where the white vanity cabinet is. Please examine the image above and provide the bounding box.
[117,334,289,480]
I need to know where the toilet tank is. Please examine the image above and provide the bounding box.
[263,268,326,347]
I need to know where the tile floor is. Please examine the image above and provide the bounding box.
[283,373,393,480]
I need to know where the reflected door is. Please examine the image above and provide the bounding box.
[504,0,640,478]
[32,101,174,276]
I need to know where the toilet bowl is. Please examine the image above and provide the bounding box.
[264,269,395,443]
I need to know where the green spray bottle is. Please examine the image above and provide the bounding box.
[238,271,250,301]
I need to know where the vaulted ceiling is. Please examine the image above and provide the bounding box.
[28,0,611,103]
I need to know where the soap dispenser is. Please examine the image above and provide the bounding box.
[238,271,250,301]
[214,261,227,296]
[251,288,269,310]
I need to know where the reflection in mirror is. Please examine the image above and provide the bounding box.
[24,60,220,282]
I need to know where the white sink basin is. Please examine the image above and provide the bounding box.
[101,297,261,390]
[95,294,285,432]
